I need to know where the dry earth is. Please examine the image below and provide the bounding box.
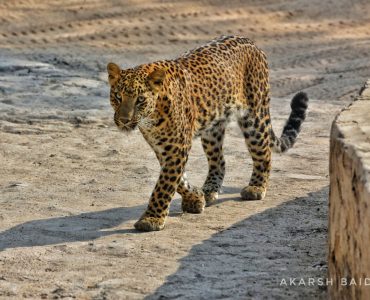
[0,0,369,299]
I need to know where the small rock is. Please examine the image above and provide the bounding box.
[134,166,148,174]
[312,261,328,270]
[1,99,13,105]
[105,149,119,156]
[7,182,28,188]
[52,287,64,294]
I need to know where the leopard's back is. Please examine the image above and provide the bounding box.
[176,35,270,123]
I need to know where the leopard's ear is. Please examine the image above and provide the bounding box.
[107,62,121,86]
[147,68,166,92]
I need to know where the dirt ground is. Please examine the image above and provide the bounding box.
[0,0,369,299]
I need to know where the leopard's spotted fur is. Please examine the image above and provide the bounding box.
[107,36,308,231]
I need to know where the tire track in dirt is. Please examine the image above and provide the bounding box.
[0,3,289,51]
[269,38,370,98]
[0,1,368,102]
[0,0,369,100]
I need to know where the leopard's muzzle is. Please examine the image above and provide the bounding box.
[114,100,138,131]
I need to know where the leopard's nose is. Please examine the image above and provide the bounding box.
[119,116,131,124]
[118,102,134,124]
[114,112,131,126]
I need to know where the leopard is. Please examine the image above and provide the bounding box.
[107,35,308,232]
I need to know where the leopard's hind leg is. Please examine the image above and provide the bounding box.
[201,120,227,206]
[177,173,205,214]
[238,109,272,200]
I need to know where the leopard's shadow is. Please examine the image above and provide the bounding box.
[0,204,146,251]
[0,186,245,251]
[147,187,329,299]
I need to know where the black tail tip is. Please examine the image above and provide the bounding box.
[291,91,309,111]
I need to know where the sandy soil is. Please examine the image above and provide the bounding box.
[0,0,369,299]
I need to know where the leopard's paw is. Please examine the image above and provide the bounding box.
[205,191,218,207]
[181,189,205,214]
[240,185,266,201]
[134,216,165,232]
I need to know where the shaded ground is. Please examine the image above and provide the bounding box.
[0,0,369,299]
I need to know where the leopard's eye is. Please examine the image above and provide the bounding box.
[114,92,122,103]
[136,96,145,103]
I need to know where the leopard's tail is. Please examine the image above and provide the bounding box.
[270,92,309,153]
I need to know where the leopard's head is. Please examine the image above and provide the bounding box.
[107,62,165,132]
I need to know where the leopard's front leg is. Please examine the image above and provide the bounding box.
[149,146,205,215]
[134,145,189,232]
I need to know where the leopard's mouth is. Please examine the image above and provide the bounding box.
[117,121,138,132]
[114,113,139,131]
